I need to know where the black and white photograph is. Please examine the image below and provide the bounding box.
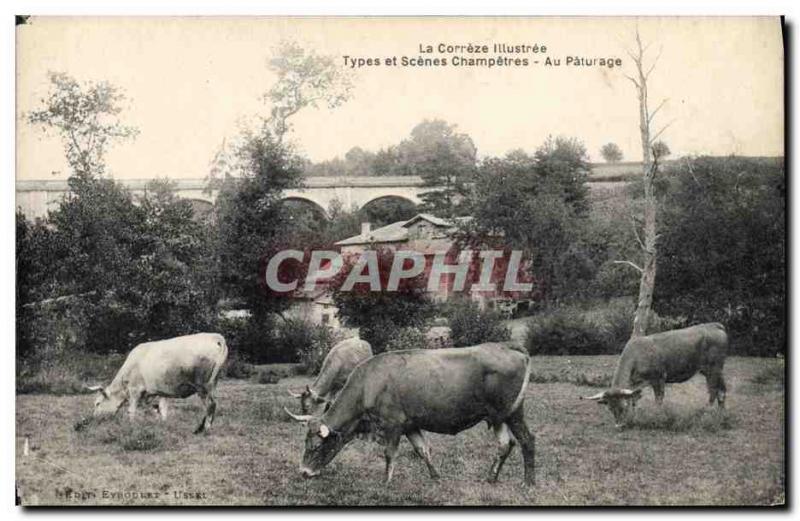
[12,15,786,506]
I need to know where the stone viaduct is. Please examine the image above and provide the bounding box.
[15,176,433,219]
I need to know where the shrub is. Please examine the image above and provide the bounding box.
[18,350,126,395]
[446,300,511,347]
[525,307,611,356]
[221,353,256,380]
[296,324,340,375]
[252,364,300,384]
[384,327,429,352]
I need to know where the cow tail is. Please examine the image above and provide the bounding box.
[509,354,532,415]
[210,335,229,386]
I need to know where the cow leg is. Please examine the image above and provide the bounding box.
[505,408,536,486]
[652,379,666,405]
[194,391,216,434]
[706,372,727,408]
[488,422,516,483]
[158,398,168,421]
[383,432,401,485]
[128,389,143,421]
[406,430,440,479]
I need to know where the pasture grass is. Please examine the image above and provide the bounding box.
[16,356,784,506]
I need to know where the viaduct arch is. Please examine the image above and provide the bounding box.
[15,176,432,220]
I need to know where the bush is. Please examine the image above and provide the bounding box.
[296,324,340,375]
[446,300,511,347]
[384,327,429,352]
[221,353,256,380]
[18,350,126,395]
[526,304,689,357]
[526,307,611,356]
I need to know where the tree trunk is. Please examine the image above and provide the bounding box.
[630,31,658,338]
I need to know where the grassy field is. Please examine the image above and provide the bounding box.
[16,356,784,506]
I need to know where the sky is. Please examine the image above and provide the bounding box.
[16,16,784,180]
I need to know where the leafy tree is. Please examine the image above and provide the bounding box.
[600,142,624,163]
[328,248,436,353]
[652,140,671,159]
[654,156,785,355]
[465,140,591,303]
[213,131,305,324]
[27,71,138,177]
[395,119,477,217]
[533,136,591,216]
[264,40,353,143]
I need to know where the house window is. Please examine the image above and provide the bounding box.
[321,314,330,324]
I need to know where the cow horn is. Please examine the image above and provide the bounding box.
[287,388,304,398]
[618,388,640,396]
[581,391,607,401]
[85,384,108,398]
[283,407,313,423]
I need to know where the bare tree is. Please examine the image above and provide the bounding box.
[615,27,673,337]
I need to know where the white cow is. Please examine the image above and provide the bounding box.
[82,333,228,434]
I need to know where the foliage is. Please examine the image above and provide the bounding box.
[600,142,624,163]
[383,327,429,352]
[296,326,341,375]
[651,141,671,160]
[264,40,353,142]
[213,131,305,324]
[27,71,138,177]
[525,307,611,356]
[329,248,436,353]
[525,302,691,356]
[395,119,477,217]
[445,300,511,347]
[465,139,591,302]
[17,175,216,358]
[653,156,785,355]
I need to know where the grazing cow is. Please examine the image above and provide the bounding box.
[80,333,228,434]
[583,323,728,427]
[285,343,535,485]
[288,337,372,416]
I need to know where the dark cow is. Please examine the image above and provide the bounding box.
[286,343,535,485]
[288,337,372,415]
[80,333,228,434]
[584,323,728,427]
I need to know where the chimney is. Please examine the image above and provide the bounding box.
[361,222,371,236]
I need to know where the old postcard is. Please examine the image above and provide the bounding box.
[15,16,785,506]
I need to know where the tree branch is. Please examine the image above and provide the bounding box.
[613,260,644,273]
[649,120,675,144]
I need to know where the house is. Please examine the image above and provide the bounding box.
[288,213,532,328]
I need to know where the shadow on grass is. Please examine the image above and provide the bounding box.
[74,415,187,452]
[529,369,612,388]
[627,405,737,433]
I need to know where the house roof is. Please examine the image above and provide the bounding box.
[335,213,471,247]
[334,219,409,246]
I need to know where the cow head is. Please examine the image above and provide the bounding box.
[287,385,329,416]
[583,388,642,428]
[284,407,353,478]
[86,384,125,418]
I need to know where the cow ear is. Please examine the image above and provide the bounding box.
[319,424,330,439]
